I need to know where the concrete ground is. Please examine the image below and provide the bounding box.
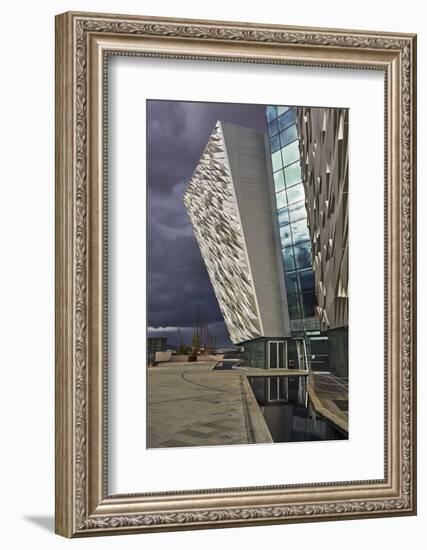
[147,362,273,448]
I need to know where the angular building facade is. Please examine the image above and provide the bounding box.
[184,105,349,385]
[296,107,349,377]
[184,121,291,345]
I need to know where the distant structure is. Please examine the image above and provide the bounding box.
[192,306,216,354]
[147,336,167,364]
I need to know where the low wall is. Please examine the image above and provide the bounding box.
[170,355,194,363]
[169,354,224,363]
[200,354,224,361]
[155,350,172,363]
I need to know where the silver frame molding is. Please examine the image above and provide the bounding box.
[55,11,417,537]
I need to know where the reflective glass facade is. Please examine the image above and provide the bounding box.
[266,106,318,327]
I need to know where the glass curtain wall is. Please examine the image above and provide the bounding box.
[266,105,325,370]
[266,106,318,324]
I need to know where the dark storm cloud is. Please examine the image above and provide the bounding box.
[147,100,267,346]
[147,101,267,194]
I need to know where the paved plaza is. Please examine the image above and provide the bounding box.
[147,362,273,448]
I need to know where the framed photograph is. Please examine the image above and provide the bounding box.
[55,11,417,537]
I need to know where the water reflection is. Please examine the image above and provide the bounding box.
[249,376,347,442]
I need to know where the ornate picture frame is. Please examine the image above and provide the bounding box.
[55,11,417,537]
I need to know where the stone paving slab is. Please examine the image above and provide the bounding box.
[147,362,273,448]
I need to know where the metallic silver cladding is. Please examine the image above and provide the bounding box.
[184,123,262,344]
[220,122,291,339]
[184,122,290,344]
[296,107,349,332]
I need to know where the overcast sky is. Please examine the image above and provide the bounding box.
[147,100,267,347]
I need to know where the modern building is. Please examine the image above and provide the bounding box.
[183,121,304,384]
[296,107,349,377]
[184,105,349,393]
[265,106,331,374]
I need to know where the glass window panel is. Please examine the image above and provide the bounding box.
[278,343,286,370]
[294,241,312,269]
[272,149,283,172]
[277,105,290,116]
[277,207,290,226]
[256,341,265,369]
[270,133,281,152]
[299,269,315,291]
[279,224,292,247]
[282,140,300,167]
[291,217,310,244]
[278,109,296,130]
[273,170,285,193]
[276,190,287,210]
[268,119,279,136]
[282,247,295,271]
[287,294,302,320]
[302,291,317,317]
[284,161,302,188]
[269,342,278,369]
[288,200,306,222]
[286,271,299,295]
[309,337,329,371]
[266,105,277,123]
[280,125,298,148]
[287,339,298,365]
[309,337,329,355]
[287,182,305,205]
